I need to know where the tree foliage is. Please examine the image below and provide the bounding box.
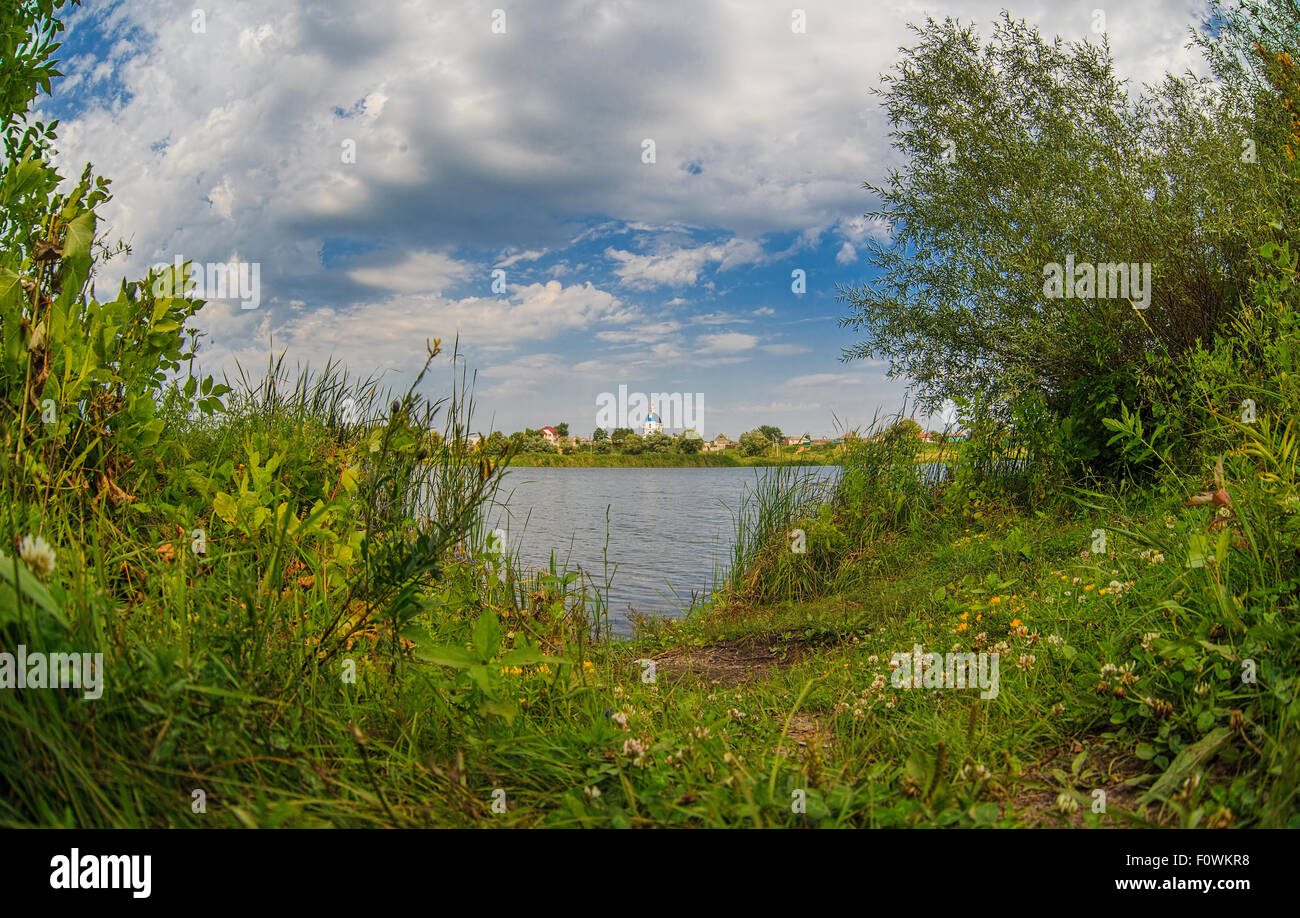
[838,13,1281,470]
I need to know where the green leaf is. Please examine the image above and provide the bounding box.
[0,267,25,307]
[472,611,500,659]
[60,209,95,273]
[415,644,478,669]
[1139,728,1231,805]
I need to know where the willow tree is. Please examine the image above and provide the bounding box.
[838,12,1283,468]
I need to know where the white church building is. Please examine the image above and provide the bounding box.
[642,404,663,436]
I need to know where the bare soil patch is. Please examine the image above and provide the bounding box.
[651,636,810,686]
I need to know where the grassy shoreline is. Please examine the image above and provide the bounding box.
[506,452,838,468]
[4,390,1290,827]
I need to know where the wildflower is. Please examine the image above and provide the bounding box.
[583,785,602,801]
[1047,634,1064,646]
[989,596,1002,605]
[1051,702,1065,716]
[18,535,55,579]
[1009,618,1022,628]
[622,738,649,766]
[1084,583,1096,592]
[1145,696,1174,718]
[1194,682,1210,698]
[1015,654,1036,670]
[1056,793,1079,815]
[611,710,630,729]
[1140,632,1160,653]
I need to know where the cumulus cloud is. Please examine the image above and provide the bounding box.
[698,332,759,354]
[345,250,474,294]
[41,0,1211,433]
[604,237,764,289]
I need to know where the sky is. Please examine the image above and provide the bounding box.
[37,0,1211,439]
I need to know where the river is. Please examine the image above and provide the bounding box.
[484,466,839,634]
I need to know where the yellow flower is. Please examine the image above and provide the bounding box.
[960,612,969,621]
[1084,584,1096,592]
[990,596,1002,604]
[1010,618,1022,628]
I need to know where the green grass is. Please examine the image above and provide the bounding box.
[4,371,1293,826]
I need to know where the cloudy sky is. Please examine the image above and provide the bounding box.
[39,0,1210,438]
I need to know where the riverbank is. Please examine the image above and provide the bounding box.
[6,400,1286,826]
[506,451,836,468]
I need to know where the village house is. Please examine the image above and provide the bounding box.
[703,433,733,453]
[539,426,559,446]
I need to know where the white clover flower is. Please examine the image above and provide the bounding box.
[1056,792,1079,814]
[582,785,601,801]
[18,534,55,579]
[611,710,629,729]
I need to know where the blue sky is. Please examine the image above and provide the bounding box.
[37,0,1208,438]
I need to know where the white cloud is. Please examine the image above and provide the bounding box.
[494,249,547,269]
[698,332,759,354]
[346,250,474,295]
[761,343,810,356]
[604,237,764,289]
